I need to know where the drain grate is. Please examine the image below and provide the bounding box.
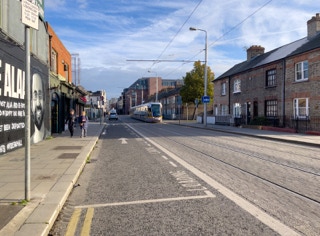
[57,153,79,159]
[53,146,83,150]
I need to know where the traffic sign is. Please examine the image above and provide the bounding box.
[21,0,39,30]
[202,96,210,103]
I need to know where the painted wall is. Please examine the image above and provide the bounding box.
[0,34,50,155]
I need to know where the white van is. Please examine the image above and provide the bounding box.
[109,109,118,120]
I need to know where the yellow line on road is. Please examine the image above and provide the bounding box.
[81,208,94,236]
[65,208,82,236]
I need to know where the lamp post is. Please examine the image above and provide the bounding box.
[189,27,208,126]
[148,70,158,102]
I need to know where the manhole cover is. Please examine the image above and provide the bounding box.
[57,153,79,159]
[54,146,83,150]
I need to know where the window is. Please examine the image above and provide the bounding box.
[221,105,228,115]
[221,82,226,95]
[233,103,241,117]
[293,98,309,118]
[265,100,277,117]
[266,69,276,87]
[295,61,308,81]
[233,79,241,93]
[51,49,57,73]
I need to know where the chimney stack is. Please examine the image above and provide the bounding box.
[247,45,265,61]
[307,13,320,39]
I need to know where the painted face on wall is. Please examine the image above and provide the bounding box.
[32,73,44,130]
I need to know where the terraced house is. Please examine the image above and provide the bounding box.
[213,13,320,133]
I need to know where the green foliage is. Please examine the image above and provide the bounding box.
[180,61,214,105]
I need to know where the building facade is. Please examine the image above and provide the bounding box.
[213,13,320,133]
[48,23,88,133]
[122,77,183,114]
[85,90,107,120]
[0,0,50,154]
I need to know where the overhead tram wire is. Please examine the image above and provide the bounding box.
[162,0,274,78]
[149,0,204,69]
[208,0,274,49]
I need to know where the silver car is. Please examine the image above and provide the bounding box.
[109,112,118,120]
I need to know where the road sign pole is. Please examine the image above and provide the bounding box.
[22,0,39,201]
[25,25,31,201]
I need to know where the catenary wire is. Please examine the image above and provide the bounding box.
[148,0,204,72]
[162,0,274,78]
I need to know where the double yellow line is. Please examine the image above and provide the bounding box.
[65,208,94,236]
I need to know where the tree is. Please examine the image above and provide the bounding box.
[180,61,214,105]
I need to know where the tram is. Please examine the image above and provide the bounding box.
[129,102,162,123]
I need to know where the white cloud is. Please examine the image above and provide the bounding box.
[45,0,318,99]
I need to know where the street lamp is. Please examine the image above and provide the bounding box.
[189,27,208,126]
[148,70,158,102]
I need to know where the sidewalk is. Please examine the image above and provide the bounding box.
[0,122,105,236]
[0,119,319,236]
[164,120,320,147]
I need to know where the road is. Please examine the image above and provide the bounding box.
[50,116,320,236]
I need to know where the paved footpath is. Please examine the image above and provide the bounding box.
[166,120,320,147]
[0,122,105,236]
[0,119,319,236]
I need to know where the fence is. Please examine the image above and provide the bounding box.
[214,115,320,133]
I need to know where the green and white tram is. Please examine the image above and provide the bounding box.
[129,102,162,123]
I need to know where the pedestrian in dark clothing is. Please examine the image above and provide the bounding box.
[65,109,76,137]
[79,111,89,138]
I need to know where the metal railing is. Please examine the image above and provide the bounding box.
[213,115,320,133]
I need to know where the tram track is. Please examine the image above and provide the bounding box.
[166,128,320,176]
[135,123,320,206]
[164,135,320,205]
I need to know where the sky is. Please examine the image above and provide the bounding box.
[44,0,317,100]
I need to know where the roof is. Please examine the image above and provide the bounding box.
[215,33,320,81]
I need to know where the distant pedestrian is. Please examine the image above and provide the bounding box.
[79,111,89,138]
[65,109,76,137]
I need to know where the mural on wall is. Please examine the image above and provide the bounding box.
[31,73,45,143]
[0,38,49,155]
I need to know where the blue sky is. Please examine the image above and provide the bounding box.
[44,0,317,99]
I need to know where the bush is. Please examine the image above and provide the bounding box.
[250,116,269,126]
[250,116,279,126]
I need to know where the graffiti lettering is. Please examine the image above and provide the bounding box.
[6,140,23,150]
[0,145,5,154]
[1,62,25,99]
[11,122,25,130]
[3,124,10,131]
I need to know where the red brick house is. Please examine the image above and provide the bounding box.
[213,13,320,133]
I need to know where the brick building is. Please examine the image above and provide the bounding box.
[48,23,87,133]
[123,77,181,114]
[213,13,320,133]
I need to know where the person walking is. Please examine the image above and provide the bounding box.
[79,110,89,138]
[65,108,76,137]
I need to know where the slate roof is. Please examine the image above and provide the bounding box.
[215,33,320,81]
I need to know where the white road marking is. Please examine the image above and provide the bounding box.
[75,191,215,209]
[127,124,301,236]
[162,155,168,160]
[118,138,128,144]
[169,161,177,167]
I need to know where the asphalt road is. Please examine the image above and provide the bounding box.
[50,116,320,235]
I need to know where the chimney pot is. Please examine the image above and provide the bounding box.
[307,13,320,39]
[247,45,265,61]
